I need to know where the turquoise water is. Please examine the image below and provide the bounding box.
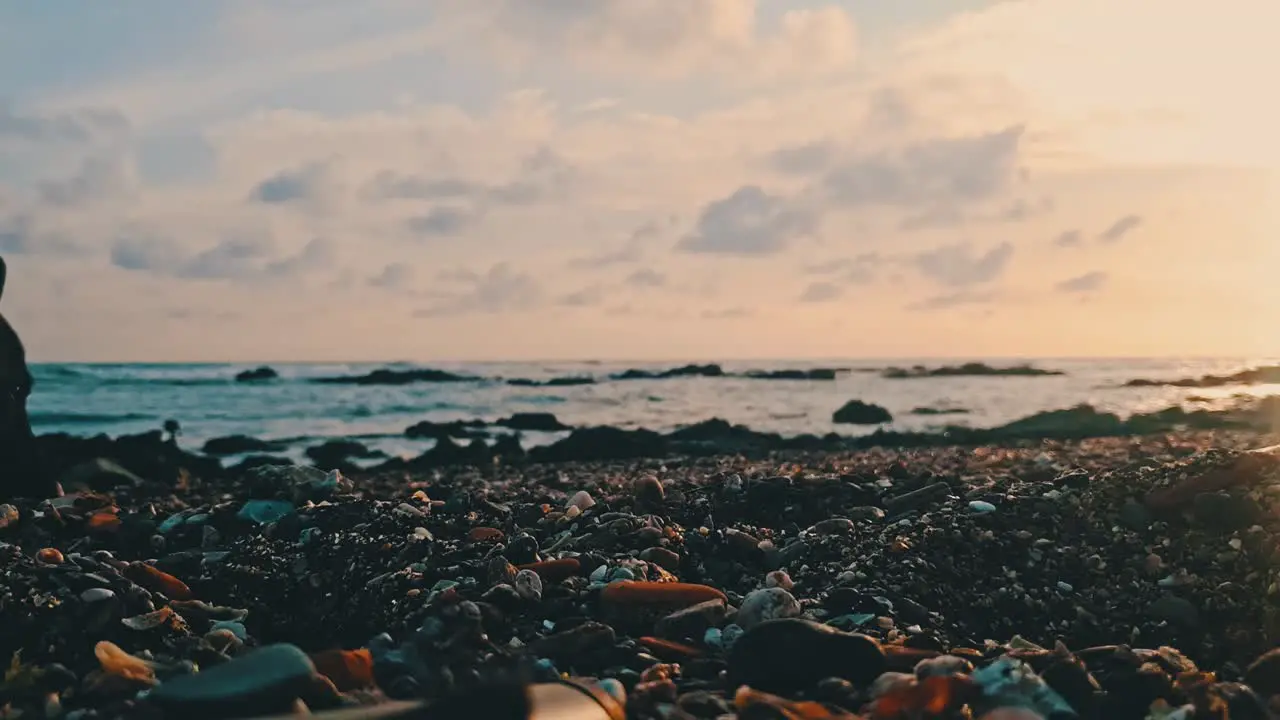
[27,358,1280,465]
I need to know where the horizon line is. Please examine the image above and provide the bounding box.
[26,353,1280,366]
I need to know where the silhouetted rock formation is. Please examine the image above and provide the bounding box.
[882,362,1065,379]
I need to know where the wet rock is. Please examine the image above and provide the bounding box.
[727,618,886,694]
[202,435,286,456]
[234,366,278,382]
[496,412,570,431]
[149,644,327,717]
[60,458,144,490]
[832,400,892,425]
[514,569,543,602]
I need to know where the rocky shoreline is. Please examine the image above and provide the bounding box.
[176,397,1280,477]
[4,421,1280,718]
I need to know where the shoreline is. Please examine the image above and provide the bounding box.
[3,425,1280,717]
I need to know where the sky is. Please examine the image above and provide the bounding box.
[1,0,1278,362]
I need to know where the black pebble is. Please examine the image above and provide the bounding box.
[727,618,886,695]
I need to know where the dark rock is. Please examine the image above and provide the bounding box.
[530,426,667,462]
[727,618,886,694]
[234,366,278,382]
[305,440,384,470]
[910,406,971,416]
[495,413,571,432]
[404,419,488,441]
[203,435,286,456]
[313,368,480,385]
[612,364,725,380]
[506,376,595,387]
[743,368,840,380]
[832,400,892,425]
[883,362,1065,379]
[1118,500,1152,531]
[1245,648,1280,697]
[1192,492,1261,533]
[148,644,325,717]
[884,482,951,516]
[1147,595,1200,628]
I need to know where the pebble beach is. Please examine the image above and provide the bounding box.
[6,417,1280,718]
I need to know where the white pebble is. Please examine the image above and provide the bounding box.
[764,570,794,590]
[514,569,543,602]
[737,587,802,629]
[567,490,595,511]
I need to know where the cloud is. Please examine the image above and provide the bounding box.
[898,205,965,232]
[557,285,606,308]
[1055,270,1109,294]
[362,173,480,202]
[110,232,334,281]
[1098,214,1143,243]
[406,207,477,237]
[415,262,541,316]
[37,156,135,208]
[799,281,842,303]
[702,307,753,319]
[914,241,1014,288]
[767,140,837,175]
[442,0,858,81]
[677,185,815,255]
[368,262,414,289]
[0,105,130,149]
[907,289,1000,312]
[994,196,1053,223]
[250,162,330,204]
[1053,229,1082,248]
[624,268,667,288]
[570,221,663,269]
[820,126,1025,209]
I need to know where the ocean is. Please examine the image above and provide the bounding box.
[27,358,1280,467]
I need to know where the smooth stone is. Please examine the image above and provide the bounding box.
[727,618,886,694]
[236,500,296,525]
[149,644,320,716]
[1147,595,1200,628]
[737,588,802,629]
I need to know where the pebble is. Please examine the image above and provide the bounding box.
[0,503,18,529]
[639,546,680,571]
[149,644,329,716]
[633,475,665,506]
[727,619,886,694]
[514,568,543,602]
[567,490,595,512]
[736,587,802,629]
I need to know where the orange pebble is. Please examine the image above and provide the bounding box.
[884,645,941,672]
[309,648,375,691]
[468,527,504,542]
[638,636,703,662]
[600,581,726,609]
[36,548,64,565]
[124,562,193,600]
[87,512,121,531]
[517,558,581,582]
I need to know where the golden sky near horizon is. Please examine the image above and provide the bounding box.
[1,0,1277,362]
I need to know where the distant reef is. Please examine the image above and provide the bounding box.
[882,362,1065,379]
[1123,365,1280,389]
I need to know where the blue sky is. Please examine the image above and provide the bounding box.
[1,0,1277,361]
